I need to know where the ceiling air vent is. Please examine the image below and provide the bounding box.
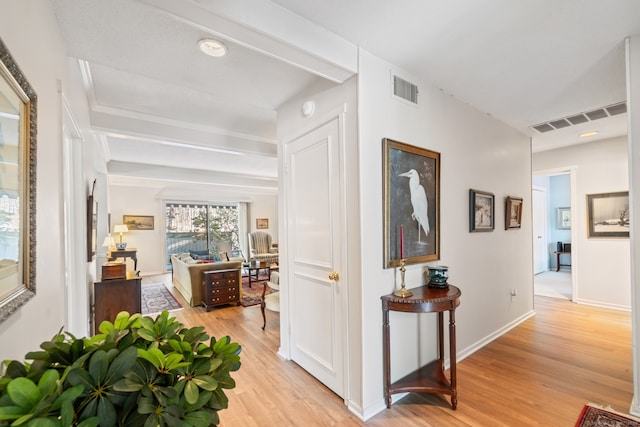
[566,114,588,125]
[530,101,626,134]
[549,119,571,129]
[585,109,607,120]
[393,75,418,104]
[606,102,627,116]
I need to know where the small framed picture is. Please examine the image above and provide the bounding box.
[505,196,523,230]
[256,218,269,229]
[469,189,495,232]
[587,191,629,238]
[557,207,571,229]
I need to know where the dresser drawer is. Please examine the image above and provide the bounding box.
[203,293,239,311]
[206,284,239,296]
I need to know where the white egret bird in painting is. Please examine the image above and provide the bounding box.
[399,169,429,242]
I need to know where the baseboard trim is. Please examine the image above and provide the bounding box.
[455,309,536,365]
[574,298,631,312]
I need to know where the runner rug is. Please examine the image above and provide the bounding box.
[575,404,640,427]
[240,273,272,307]
[141,283,182,315]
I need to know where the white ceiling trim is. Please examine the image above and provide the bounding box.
[138,0,357,83]
[107,160,278,191]
[90,110,278,157]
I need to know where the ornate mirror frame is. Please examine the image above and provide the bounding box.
[0,37,37,323]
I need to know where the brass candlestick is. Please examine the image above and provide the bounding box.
[394,259,412,297]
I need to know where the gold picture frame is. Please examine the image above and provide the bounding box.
[505,196,523,230]
[256,218,269,229]
[383,138,440,268]
[123,215,154,230]
[0,37,37,324]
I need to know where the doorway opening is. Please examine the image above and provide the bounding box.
[532,171,573,300]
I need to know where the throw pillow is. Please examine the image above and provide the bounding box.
[190,249,209,258]
[192,254,214,261]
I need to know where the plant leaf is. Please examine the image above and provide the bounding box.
[6,377,40,410]
[87,351,108,384]
[191,376,217,391]
[183,411,214,427]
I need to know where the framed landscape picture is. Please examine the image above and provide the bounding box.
[469,189,495,232]
[123,215,154,230]
[587,191,629,238]
[256,218,269,229]
[505,196,523,230]
[383,138,440,268]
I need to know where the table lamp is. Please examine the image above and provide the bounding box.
[114,224,129,250]
[102,234,116,257]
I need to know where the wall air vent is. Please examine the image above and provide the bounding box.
[393,75,418,104]
[530,101,627,134]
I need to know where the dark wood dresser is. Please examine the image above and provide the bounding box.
[94,278,141,334]
[201,269,241,311]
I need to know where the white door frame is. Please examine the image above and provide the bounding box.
[533,167,578,302]
[532,185,548,274]
[278,105,350,400]
[62,96,89,336]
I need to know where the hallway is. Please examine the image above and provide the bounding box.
[534,270,571,300]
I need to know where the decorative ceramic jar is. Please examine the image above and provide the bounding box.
[427,265,449,288]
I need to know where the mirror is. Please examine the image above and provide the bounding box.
[0,37,37,323]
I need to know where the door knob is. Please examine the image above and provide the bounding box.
[329,272,339,281]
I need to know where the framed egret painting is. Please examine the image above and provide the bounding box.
[383,138,440,268]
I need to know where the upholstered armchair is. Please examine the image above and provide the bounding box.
[248,231,279,266]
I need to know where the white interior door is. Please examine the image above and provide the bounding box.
[532,187,548,274]
[285,117,344,397]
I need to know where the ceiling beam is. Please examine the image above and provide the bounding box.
[90,110,278,157]
[138,0,358,83]
[107,160,278,191]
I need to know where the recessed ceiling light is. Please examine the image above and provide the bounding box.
[198,38,227,57]
[579,130,599,138]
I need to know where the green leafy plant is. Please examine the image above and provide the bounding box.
[0,311,241,426]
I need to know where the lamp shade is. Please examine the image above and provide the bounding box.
[114,224,129,234]
[102,236,116,248]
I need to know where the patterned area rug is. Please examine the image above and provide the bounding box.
[240,273,272,307]
[575,404,640,426]
[141,283,182,315]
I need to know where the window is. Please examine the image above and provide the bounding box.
[165,202,240,270]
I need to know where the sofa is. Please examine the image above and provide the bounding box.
[170,253,242,307]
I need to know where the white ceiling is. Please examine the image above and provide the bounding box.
[51,0,640,191]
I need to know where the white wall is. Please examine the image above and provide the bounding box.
[358,51,533,418]
[0,1,71,360]
[247,194,279,243]
[107,182,278,275]
[533,137,630,309]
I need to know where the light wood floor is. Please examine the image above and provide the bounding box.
[145,274,633,426]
